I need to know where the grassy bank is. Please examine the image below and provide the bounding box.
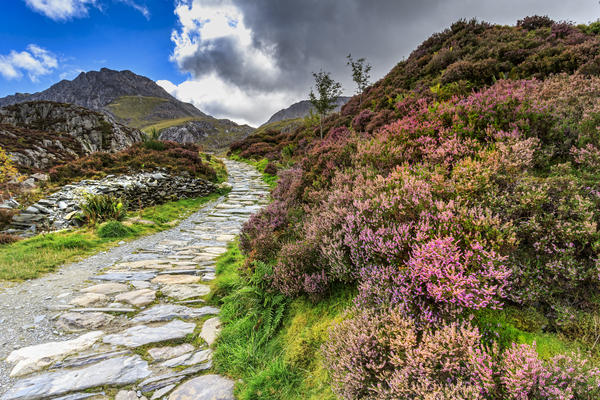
[209,242,355,400]
[0,191,225,281]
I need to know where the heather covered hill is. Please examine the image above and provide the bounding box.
[232,17,600,160]
[218,17,600,399]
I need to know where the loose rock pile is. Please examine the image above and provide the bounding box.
[0,159,270,400]
[5,171,216,236]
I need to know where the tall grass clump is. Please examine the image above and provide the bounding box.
[80,193,127,225]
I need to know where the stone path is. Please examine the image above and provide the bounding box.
[0,160,270,400]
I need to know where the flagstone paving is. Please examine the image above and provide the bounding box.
[0,159,270,399]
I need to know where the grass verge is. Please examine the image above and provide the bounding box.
[0,191,226,281]
[209,241,354,400]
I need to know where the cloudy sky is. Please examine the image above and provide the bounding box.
[1,1,600,125]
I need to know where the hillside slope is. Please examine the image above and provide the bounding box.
[0,68,251,149]
[0,101,143,172]
[220,16,600,400]
[263,97,350,126]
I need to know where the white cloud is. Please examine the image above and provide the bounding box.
[0,45,58,82]
[167,0,296,125]
[24,0,98,21]
[117,0,150,20]
[157,75,296,127]
[24,0,150,20]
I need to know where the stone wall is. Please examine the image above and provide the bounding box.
[5,171,216,236]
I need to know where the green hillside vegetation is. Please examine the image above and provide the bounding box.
[141,116,200,133]
[106,96,171,128]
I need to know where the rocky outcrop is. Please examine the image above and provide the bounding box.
[0,101,144,171]
[263,96,351,126]
[5,171,216,235]
[158,119,253,149]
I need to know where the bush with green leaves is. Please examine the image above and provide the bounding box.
[80,193,127,225]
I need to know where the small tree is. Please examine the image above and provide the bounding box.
[309,70,343,139]
[347,54,372,107]
[0,146,18,198]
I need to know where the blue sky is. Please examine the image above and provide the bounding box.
[1,0,600,126]
[0,0,183,96]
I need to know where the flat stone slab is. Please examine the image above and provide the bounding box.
[160,349,212,368]
[52,350,131,370]
[51,393,106,400]
[200,317,221,346]
[93,272,157,282]
[131,304,219,323]
[161,284,210,300]
[82,283,129,295]
[151,385,175,400]
[168,374,234,400]
[2,355,150,400]
[69,307,136,313]
[70,293,109,307]
[114,259,171,269]
[114,289,156,307]
[6,331,104,377]
[116,390,147,400]
[151,275,200,285]
[56,312,115,332]
[103,320,196,348]
[137,364,209,393]
[148,344,195,362]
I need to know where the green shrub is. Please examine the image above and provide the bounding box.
[80,193,127,225]
[97,220,133,239]
[142,139,166,151]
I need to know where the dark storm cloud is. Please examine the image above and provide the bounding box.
[177,0,600,96]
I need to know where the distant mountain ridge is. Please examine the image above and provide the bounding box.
[0,68,253,149]
[263,97,351,126]
[0,68,204,123]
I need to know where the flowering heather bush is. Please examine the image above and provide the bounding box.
[324,309,600,400]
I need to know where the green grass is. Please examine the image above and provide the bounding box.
[141,117,200,133]
[0,191,225,281]
[209,242,354,400]
[107,96,170,128]
[229,155,278,188]
[475,306,600,363]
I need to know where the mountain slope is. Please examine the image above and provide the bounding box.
[0,68,251,149]
[0,101,143,172]
[263,97,350,126]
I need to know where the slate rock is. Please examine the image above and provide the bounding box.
[160,284,210,300]
[151,275,200,285]
[6,331,104,377]
[2,355,151,400]
[200,317,221,346]
[70,293,109,307]
[55,312,115,333]
[147,344,195,362]
[131,304,219,323]
[114,289,155,307]
[81,283,129,295]
[168,375,234,400]
[102,320,195,348]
